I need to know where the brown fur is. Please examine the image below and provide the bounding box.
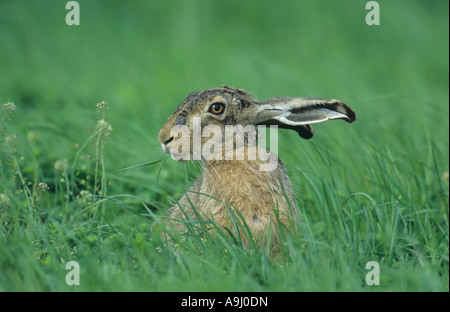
[157,86,355,250]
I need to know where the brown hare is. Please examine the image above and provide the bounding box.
[157,86,355,249]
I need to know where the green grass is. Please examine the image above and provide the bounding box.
[0,0,448,292]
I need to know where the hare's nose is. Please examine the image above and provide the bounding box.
[161,137,174,153]
[164,137,174,145]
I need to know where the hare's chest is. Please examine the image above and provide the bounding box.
[200,160,286,213]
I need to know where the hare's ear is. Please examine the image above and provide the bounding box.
[256,97,356,139]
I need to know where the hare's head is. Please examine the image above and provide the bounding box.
[158,86,355,160]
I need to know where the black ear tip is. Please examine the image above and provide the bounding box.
[297,125,314,139]
[346,111,356,123]
[298,132,314,139]
[340,103,356,123]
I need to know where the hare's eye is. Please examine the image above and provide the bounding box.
[209,103,225,115]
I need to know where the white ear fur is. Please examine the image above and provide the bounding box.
[274,106,352,125]
[256,97,355,139]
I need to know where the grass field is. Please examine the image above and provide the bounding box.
[0,0,448,292]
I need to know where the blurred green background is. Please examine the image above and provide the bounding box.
[1,0,448,199]
[0,0,448,291]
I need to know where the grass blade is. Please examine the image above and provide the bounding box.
[111,156,170,174]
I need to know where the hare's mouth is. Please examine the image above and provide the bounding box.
[160,142,170,154]
[161,137,195,161]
